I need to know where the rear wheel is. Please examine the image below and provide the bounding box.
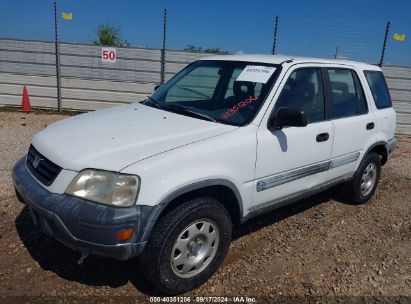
[343,152,381,204]
[140,197,232,294]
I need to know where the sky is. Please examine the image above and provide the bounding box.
[0,0,410,66]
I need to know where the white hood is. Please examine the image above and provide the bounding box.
[32,103,237,172]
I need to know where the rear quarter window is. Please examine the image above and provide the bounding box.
[364,70,392,109]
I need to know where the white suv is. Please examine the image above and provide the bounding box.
[13,55,396,294]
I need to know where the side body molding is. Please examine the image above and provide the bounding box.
[256,151,361,192]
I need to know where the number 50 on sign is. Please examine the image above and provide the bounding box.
[101,48,117,63]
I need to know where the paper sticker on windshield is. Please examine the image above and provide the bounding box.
[236,65,276,83]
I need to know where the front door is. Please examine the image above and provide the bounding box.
[252,66,334,209]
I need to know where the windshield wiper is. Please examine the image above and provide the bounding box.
[145,96,163,108]
[166,104,217,122]
[145,97,217,123]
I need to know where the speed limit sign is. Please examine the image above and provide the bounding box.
[101,47,117,63]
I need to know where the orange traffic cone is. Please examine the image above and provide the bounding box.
[21,85,31,113]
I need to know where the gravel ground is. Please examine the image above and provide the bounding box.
[0,111,410,303]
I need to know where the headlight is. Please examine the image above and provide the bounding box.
[66,169,140,207]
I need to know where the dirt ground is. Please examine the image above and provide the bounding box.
[0,111,410,303]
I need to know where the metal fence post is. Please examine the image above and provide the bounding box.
[54,1,62,111]
[160,8,167,85]
[334,45,339,59]
[379,21,390,67]
[271,16,279,55]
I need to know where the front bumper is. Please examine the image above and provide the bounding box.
[12,157,157,260]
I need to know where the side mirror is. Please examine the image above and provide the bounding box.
[154,84,160,91]
[268,107,308,131]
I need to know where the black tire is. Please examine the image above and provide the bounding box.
[140,197,232,294]
[343,152,381,204]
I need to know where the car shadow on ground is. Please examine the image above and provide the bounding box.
[232,186,351,241]
[14,207,160,296]
[14,186,347,296]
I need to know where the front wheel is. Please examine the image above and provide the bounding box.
[343,152,381,204]
[140,197,232,294]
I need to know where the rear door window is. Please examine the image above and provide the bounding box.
[364,70,392,109]
[328,69,368,119]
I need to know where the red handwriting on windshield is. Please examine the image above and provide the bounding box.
[221,96,259,120]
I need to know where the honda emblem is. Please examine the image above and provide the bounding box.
[32,156,43,169]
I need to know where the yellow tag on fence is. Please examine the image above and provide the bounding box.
[393,33,405,41]
[62,12,73,20]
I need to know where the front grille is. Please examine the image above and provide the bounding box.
[26,145,62,186]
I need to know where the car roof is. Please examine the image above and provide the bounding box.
[198,54,380,71]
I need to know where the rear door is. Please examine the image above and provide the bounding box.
[252,65,334,209]
[325,67,376,179]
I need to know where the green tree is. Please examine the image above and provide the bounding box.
[203,48,228,54]
[92,23,130,47]
[184,45,228,54]
[184,44,197,52]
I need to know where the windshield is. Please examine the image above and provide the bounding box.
[144,60,281,126]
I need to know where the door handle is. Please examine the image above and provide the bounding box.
[366,122,375,130]
[316,132,329,142]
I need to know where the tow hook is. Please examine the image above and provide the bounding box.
[76,253,92,266]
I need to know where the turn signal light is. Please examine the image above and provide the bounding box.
[116,229,134,241]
